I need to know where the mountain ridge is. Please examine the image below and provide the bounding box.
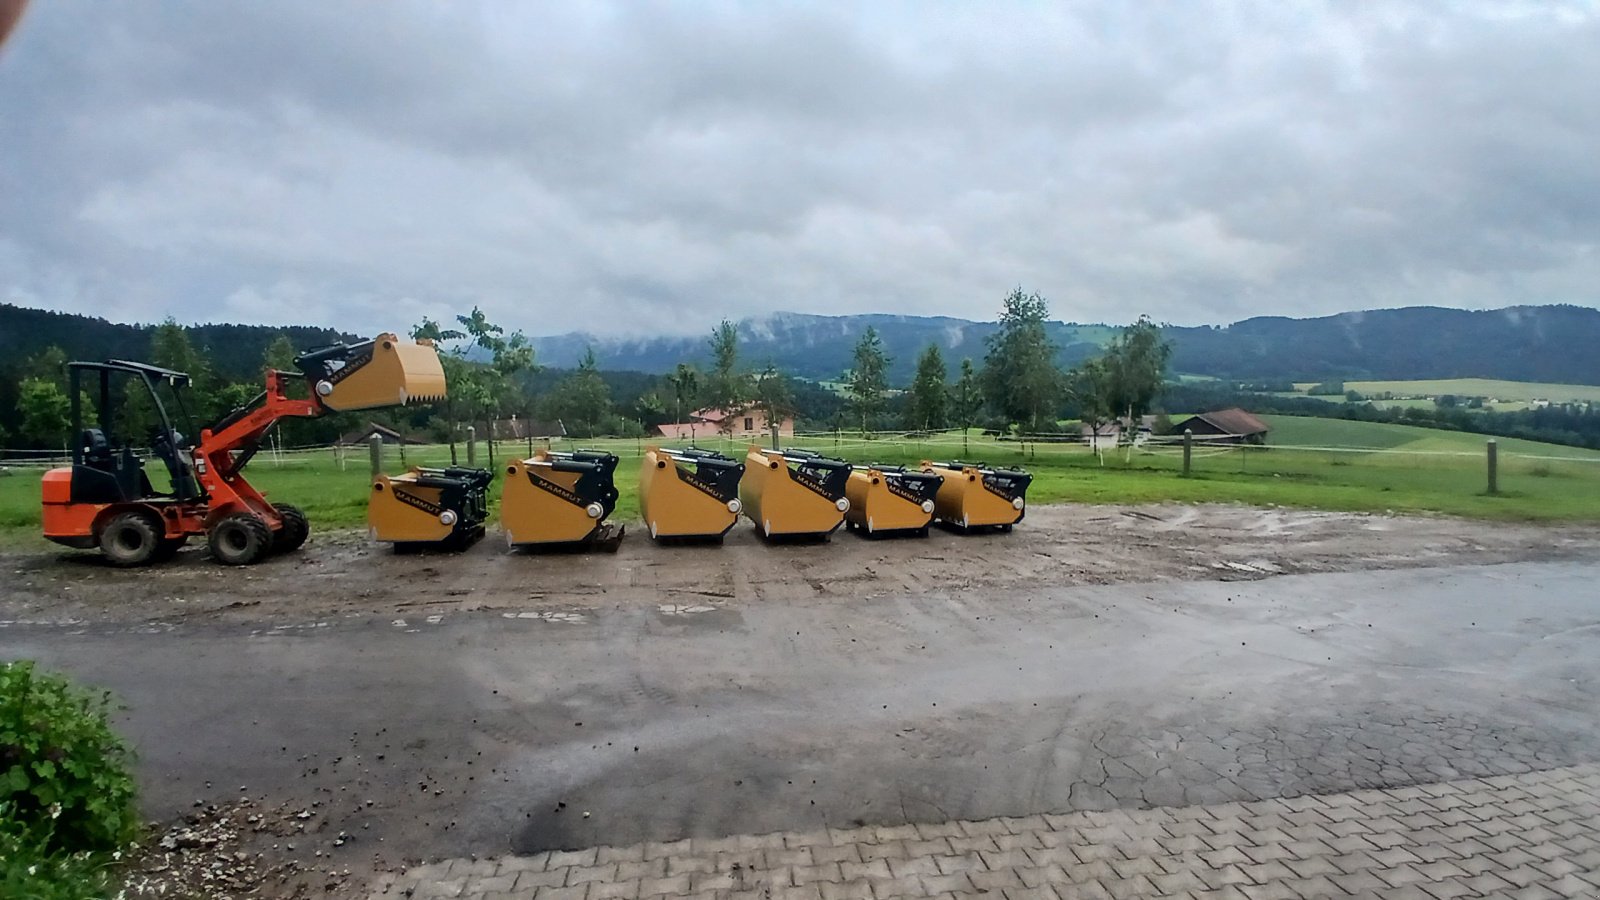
[2,302,1596,386]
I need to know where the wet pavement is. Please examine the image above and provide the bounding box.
[2,560,1598,880]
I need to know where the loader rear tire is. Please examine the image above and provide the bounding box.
[208,514,272,566]
[100,511,162,567]
[271,503,310,553]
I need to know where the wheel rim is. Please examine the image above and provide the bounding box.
[222,526,248,554]
[115,526,146,553]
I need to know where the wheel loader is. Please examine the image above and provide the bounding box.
[369,465,492,552]
[501,448,625,549]
[639,446,745,542]
[739,447,851,539]
[921,460,1032,532]
[844,465,944,537]
[40,334,447,566]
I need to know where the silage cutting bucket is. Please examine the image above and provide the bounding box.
[640,446,745,542]
[501,449,624,548]
[369,465,492,551]
[739,447,851,539]
[921,460,1032,532]
[844,465,944,537]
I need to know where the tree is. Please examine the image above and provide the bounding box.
[1102,315,1172,426]
[845,326,890,433]
[905,343,948,432]
[951,358,983,453]
[700,321,751,437]
[634,392,667,428]
[1066,356,1114,433]
[411,308,535,464]
[981,288,1062,433]
[544,347,611,437]
[753,364,794,449]
[21,346,67,383]
[150,319,209,382]
[264,334,299,372]
[16,377,69,446]
[666,364,699,426]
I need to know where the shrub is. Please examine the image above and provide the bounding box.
[0,805,114,900]
[0,661,138,853]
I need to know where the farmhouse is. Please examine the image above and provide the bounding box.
[1172,408,1270,445]
[655,406,795,441]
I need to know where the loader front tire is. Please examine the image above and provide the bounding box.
[208,514,272,566]
[100,511,162,567]
[271,503,310,553]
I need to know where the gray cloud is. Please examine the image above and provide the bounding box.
[1,1,1597,339]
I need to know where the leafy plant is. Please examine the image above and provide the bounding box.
[0,803,115,900]
[0,661,138,853]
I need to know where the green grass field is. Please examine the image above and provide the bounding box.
[3,416,1597,551]
[1287,378,1599,406]
[1344,378,1600,403]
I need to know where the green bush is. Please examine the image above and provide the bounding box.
[0,805,114,900]
[0,661,138,852]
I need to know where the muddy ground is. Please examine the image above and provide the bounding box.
[7,504,1600,898]
[3,503,1599,627]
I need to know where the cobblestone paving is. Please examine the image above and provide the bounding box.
[373,762,1600,899]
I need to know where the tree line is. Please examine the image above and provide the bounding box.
[1,289,1173,453]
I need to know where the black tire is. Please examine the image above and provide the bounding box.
[271,503,310,553]
[207,514,273,566]
[151,536,188,562]
[99,511,162,567]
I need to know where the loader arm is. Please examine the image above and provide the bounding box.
[193,334,446,525]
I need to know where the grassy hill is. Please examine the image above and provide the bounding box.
[1262,415,1600,459]
[1345,379,1600,404]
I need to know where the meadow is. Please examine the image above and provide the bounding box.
[1285,378,1600,407]
[2,415,1597,550]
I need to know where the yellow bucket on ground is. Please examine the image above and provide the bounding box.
[640,447,745,542]
[922,460,1032,531]
[844,465,944,537]
[369,466,491,551]
[739,447,851,539]
[501,449,623,547]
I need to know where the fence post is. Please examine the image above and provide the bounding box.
[467,426,477,467]
[368,433,383,478]
[1182,428,1193,477]
[1486,439,1498,495]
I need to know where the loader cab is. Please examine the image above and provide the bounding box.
[66,361,203,505]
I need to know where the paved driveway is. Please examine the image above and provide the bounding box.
[4,560,1596,880]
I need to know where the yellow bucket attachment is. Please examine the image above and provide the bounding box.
[640,447,745,542]
[738,446,851,539]
[844,466,944,537]
[922,461,1033,531]
[316,334,447,412]
[368,466,491,551]
[501,449,623,548]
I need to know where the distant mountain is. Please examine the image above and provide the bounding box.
[534,312,1118,383]
[536,305,1600,385]
[1165,305,1600,384]
[2,301,1597,386]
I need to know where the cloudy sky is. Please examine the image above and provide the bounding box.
[1,2,1597,337]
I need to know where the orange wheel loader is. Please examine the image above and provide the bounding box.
[40,334,446,566]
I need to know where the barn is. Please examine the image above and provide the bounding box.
[1171,408,1270,445]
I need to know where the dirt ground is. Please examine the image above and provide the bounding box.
[5,503,1599,627]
